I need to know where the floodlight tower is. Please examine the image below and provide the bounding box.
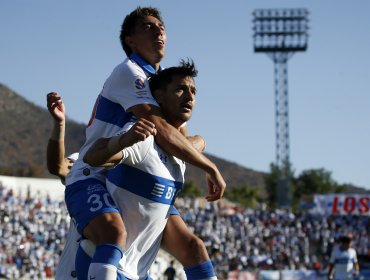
[252,8,309,208]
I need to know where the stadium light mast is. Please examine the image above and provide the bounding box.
[252,8,309,209]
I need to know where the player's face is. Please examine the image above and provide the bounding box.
[341,241,351,250]
[160,75,196,128]
[127,16,166,67]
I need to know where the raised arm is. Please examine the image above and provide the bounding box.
[46,92,70,181]
[130,104,225,201]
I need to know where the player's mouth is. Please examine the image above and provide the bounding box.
[154,40,165,48]
[181,102,193,112]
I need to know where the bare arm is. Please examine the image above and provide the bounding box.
[130,104,226,201]
[46,92,70,181]
[84,118,156,167]
[186,135,206,153]
[327,263,334,279]
[354,261,360,276]
[46,92,71,181]
[179,122,206,153]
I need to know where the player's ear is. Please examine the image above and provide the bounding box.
[125,36,136,49]
[153,89,165,105]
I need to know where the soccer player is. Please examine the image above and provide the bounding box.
[57,6,225,279]
[46,92,155,279]
[47,91,219,279]
[46,92,81,279]
[46,92,215,279]
[328,235,360,280]
[84,59,219,280]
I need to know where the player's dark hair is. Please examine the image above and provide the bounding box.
[120,7,164,57]
[340,236,352,243]
[150,59,198,93]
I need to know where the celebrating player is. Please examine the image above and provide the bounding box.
[83,59,220,280]
[47,91,220,280]
[46,92,155,279]
[51,6,225,280]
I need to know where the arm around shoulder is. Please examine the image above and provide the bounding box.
[84,118,156,167]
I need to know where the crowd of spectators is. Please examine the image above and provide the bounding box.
[0,180,368,279]
[0,182,69,279]
[177,198,370,278]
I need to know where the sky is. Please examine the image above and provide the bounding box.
[1,0,370,190]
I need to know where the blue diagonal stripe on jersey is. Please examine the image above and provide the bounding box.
[334,257,355,264]
[107,164,183,205]
[95,95,135,128]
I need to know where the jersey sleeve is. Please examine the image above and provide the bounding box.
[121,136,153,166]
[352,249,358,263]
[103,61,159,111]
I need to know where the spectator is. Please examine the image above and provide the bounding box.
[328,235,360,280]
[164,260,177,280]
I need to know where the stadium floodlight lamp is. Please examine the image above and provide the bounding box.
[253,8,309,53]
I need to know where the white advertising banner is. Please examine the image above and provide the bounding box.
[313,194,370,216]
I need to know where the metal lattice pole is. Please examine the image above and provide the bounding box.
[271,52,292,170]
[253,9,309,208]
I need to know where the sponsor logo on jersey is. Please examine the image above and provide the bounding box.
[87,183,105,194]
[159,154,168,163]
[134,77,146,90]
[151,183,165,197]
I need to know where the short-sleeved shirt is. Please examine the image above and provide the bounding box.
[106,131,185,280]
[66,55,159,186]
[329,246,358,280]
[64,55,160,234]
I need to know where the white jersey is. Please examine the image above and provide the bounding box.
[66,56,159,186]
[55,221,80,280]
[106,134,185,280]
[329,245,358,280]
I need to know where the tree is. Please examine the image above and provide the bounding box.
[27,164,43,177]
[264,163,298,210]
[224,183,260,208]
[295,168,338,195]
[179,181,203,198]
[264,163,278,209]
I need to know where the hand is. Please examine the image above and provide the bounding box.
[205,169,226,202]
[47,92,65,123]
[120,118,156,147]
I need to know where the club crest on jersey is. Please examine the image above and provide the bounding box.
[134,77,146,90]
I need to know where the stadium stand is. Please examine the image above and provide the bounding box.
[0,176,369,279]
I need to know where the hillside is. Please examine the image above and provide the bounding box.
[0,83,267,190]
[0,84,86,177]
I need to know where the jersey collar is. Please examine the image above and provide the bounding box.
[129,53,162,76]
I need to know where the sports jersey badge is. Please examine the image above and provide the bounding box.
[134,77,146,90]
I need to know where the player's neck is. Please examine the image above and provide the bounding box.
[130,52,161,75]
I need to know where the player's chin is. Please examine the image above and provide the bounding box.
[154,48,165,59]
[179,112,192,121]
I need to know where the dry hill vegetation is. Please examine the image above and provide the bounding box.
[0,83,267,192]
